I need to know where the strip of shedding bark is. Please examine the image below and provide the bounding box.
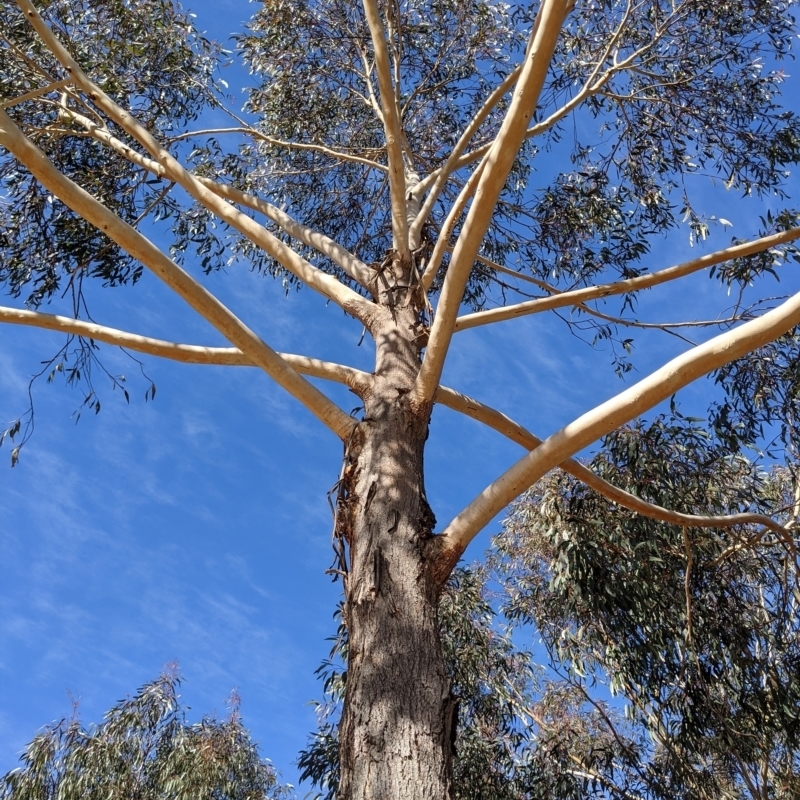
[440,287,800,552]
[0,109,357,440]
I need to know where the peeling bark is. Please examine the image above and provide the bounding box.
[338,262,452,800]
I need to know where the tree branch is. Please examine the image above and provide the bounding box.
[0,306,372,394]
[16,0,371,320]
[1,77,72,108]
[56,106,374,289]
[195,180,375,289]
[454,226,800,331]
[435,386,790,539]
[420,161,486,290]
[439,287,800,554]
[446,0,673,175]
[0,109,357,440]
[409,66,522,244]
[361,0,409,259]
[411,0,574,409]
[9,299,788,544]
[168,127,388,172]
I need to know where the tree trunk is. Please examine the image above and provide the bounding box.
[337,291,457,800]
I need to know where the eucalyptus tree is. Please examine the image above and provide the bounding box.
[2,0,800,798]
[497,422,800,799]
[1,672,291,800]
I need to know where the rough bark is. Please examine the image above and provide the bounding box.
[337,259,455,800]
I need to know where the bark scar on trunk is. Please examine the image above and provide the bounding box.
[369,545,382,598]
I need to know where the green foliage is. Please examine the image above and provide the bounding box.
[498,414,800,798]
[231,0,800,299]
[0,0,221,307]
[712,325,800,457]
[1,672,290,800]
[3,0,800,390]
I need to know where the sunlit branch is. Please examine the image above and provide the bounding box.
[196,180,375,289]
[707,527,797,569]
[412,0,573,410]
[1,77,72,108]
[56,107,374,289]
[361,0,409,259]
[454,226,800,331]
[16,0,371,320]
[0,306,371,393]
[168,126,387,172]
[465,251,751,340]
[445,0,680,174]
[0,109,357,440]
[410,66,522,245]
[420,162,486,290]
[356,44,385,123]
[435,387,791,539]
[440,287,800,553]
[10,293,790,544]
[58,104,166,175]
[472,252,553,291]
[384,0,408,158]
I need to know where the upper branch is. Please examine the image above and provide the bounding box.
[196,180,375,289]
[436,387,791,539]
[56,106,375,289]
[361,0,409,260]
[440,287,800,554]
[409,65,522,245]
[0,109,357,440]
[454,227,800,331]
[420,162,486,290]
[0,306,371,393]
[16,0,371,320]
[411,0,574,410]
[168,127,388,172]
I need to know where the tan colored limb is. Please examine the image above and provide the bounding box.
[1,77,73,108]
[435,386,790,538]
[440,287,800,552]
[168,127,387,172]
[0,109,356,440]
[409,66,522,246]
[56,107,374,288]
[0,306,372,393]
[7,298,787,539]
[455,226,800,331]
[447,0,673,174]
[361,0,409,260]
[16,0,371,320]
[412,0,573,409]
[420,162,486,290]
[196,180,375,289]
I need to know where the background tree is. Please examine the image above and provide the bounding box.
[2,0,800,797]
[1,671,291,800]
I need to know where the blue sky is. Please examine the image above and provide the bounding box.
[2,0,799,792]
